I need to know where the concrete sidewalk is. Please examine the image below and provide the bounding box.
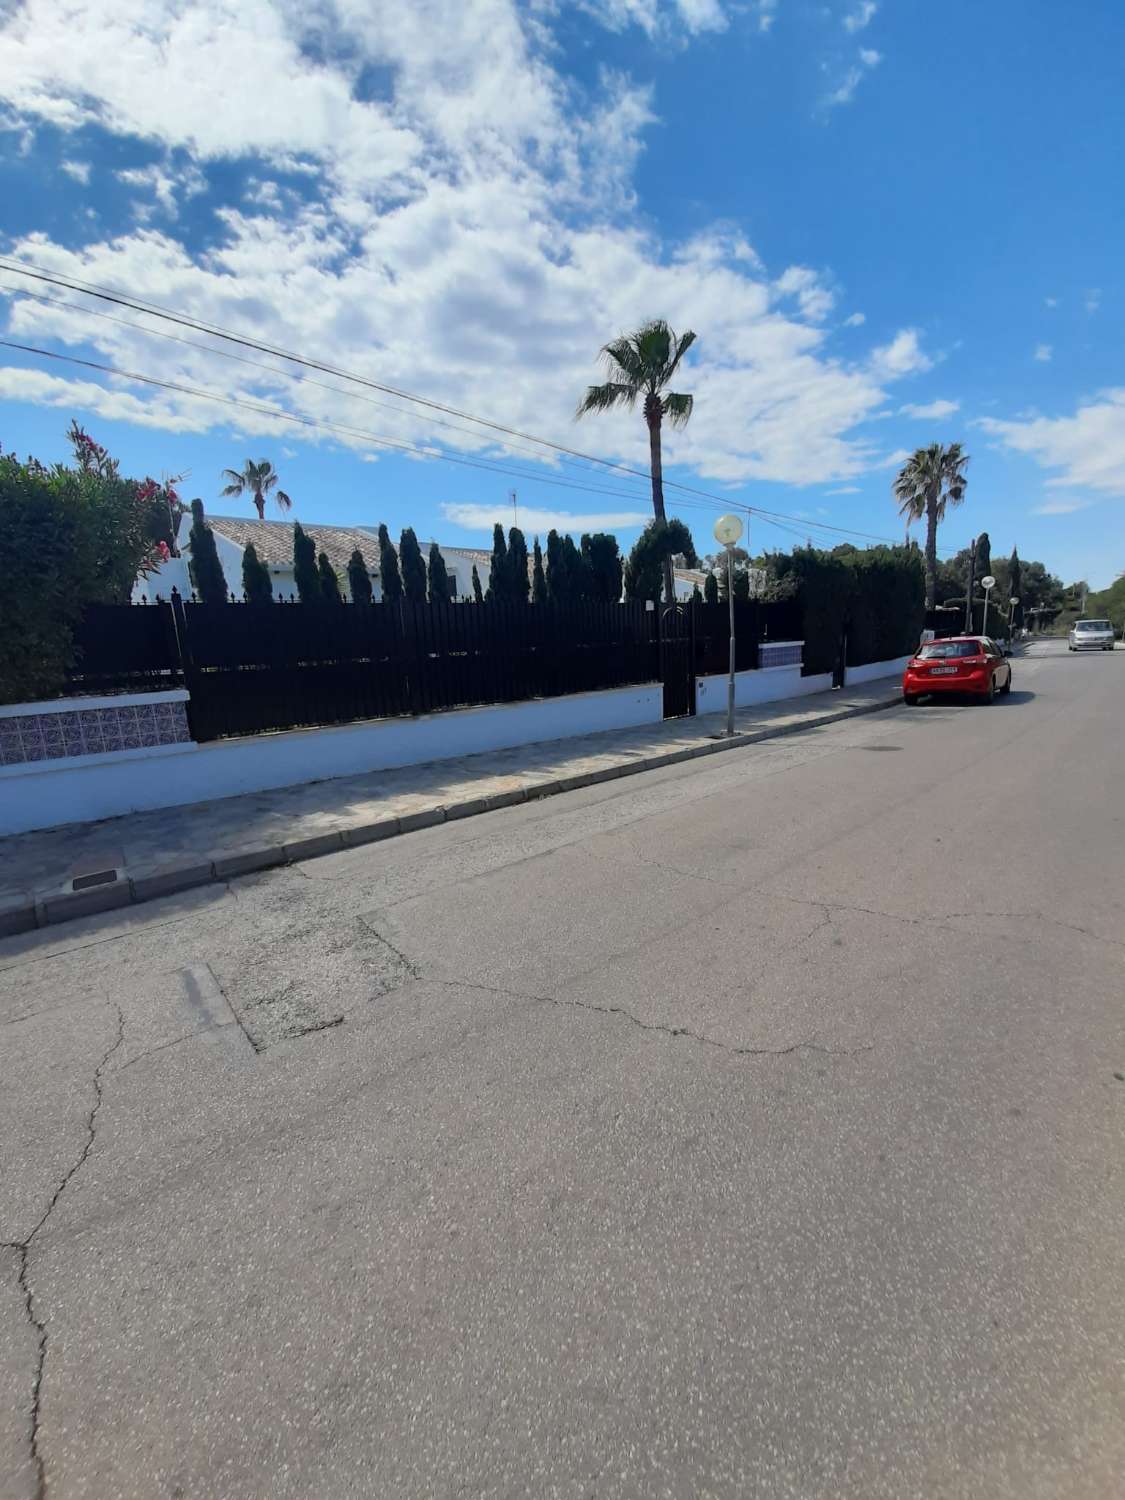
[0,679,901,933]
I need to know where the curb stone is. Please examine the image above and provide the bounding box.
[0,691,900,937]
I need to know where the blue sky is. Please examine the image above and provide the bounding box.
[0,0,1120,583]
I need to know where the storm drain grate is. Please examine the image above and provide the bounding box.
[71,869,119,893]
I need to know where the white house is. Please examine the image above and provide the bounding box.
[136,514,383,602]
[137,514,724,605]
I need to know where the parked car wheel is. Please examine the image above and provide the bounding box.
[983,677,996,704]
[903,692,919,706]
[1000,672,1012,696]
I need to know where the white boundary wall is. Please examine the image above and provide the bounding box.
[846,655,912,686]
[695,664,833,712]
[0,654,908,837]
[0,684,663,836]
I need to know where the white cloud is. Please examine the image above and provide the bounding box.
[899,398,960,420]
[824,43,881,109]
[869,328,933,378]
[827,485,860,494]
[979,390,1125,495]
[117,161,206,218]
[578,0,728,37]
[443,502,649,534]
[0,0,938,494]
[1033,343,1052,363]
[843,2,877,32]
[842,311,865,327]
[59,158,90,184]
[1031,498,1094,516]
[1085,288,1102,314]
[1044,296,1058,308]
[774,265,835,322]
[0,365,236,433]
[876,448,911,469]
[757,0,778,32]
[825,67,863,108]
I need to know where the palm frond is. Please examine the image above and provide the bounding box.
[661,391,694,429]
[633,321,673,386]
[576,382,638,419]
[275,489,292,512]
[600,337,646,387]
[664,328,697,384]
[220,468,245,487]
[220,482,244,498]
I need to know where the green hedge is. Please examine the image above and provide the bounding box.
[0,451,155,703]
[767,546,925,675]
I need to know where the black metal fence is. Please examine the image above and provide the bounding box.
[691,599,803,675]
[65,595,804,741]
[67,603,183,694]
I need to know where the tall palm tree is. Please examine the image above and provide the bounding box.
[893,443,969,609]
[220,459,292,520]
[577,319,696,605]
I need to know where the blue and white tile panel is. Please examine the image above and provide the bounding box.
[759,641,803,669]
[0,691,191,767]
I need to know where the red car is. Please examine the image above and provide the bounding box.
[902,636,1012,705]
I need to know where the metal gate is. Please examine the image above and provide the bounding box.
[660,604,696,718]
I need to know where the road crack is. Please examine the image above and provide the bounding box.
[432,977,872,1063]
[3,1002,124,1499]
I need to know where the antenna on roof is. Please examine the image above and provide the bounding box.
[510,489,517,529]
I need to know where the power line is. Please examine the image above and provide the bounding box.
[0,256,918,548]
[0,281,657,498]
[0,339,666,505]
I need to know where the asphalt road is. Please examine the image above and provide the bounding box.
[2,641,1123,1500]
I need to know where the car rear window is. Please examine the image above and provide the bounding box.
[917,641,981,659]
[1076,620,1109,630]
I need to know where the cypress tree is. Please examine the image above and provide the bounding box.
[377,523,402,603]
[293,522,321,602]
[1009,547,1022,627]
[531,538,547,604]
[399,527,427,603]
[318,552,342,602]
[507,527,530,604]
[691,583,703,603]
[545,529,566,603]
[427,541,450,602]
[581,532,622,603]
[242,540,273,604]
[188,498,228,604]
[471,563,484,604]
[975,532,991,585]
[487,523,509,601]
[704,569,719,606]
[347,548,373,604]
[561,536,588,600]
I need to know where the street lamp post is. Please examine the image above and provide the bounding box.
[980,574,996,637]
[1009,593,1020,642]
[713,513,745,738]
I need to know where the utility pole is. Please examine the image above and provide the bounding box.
[964,538,977,634]
[510,490,518,529]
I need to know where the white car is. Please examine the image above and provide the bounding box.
[1068,618,1115,651]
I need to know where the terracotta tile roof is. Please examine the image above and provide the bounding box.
[204,515,380,572]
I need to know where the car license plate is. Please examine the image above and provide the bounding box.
[932,666,957,675]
